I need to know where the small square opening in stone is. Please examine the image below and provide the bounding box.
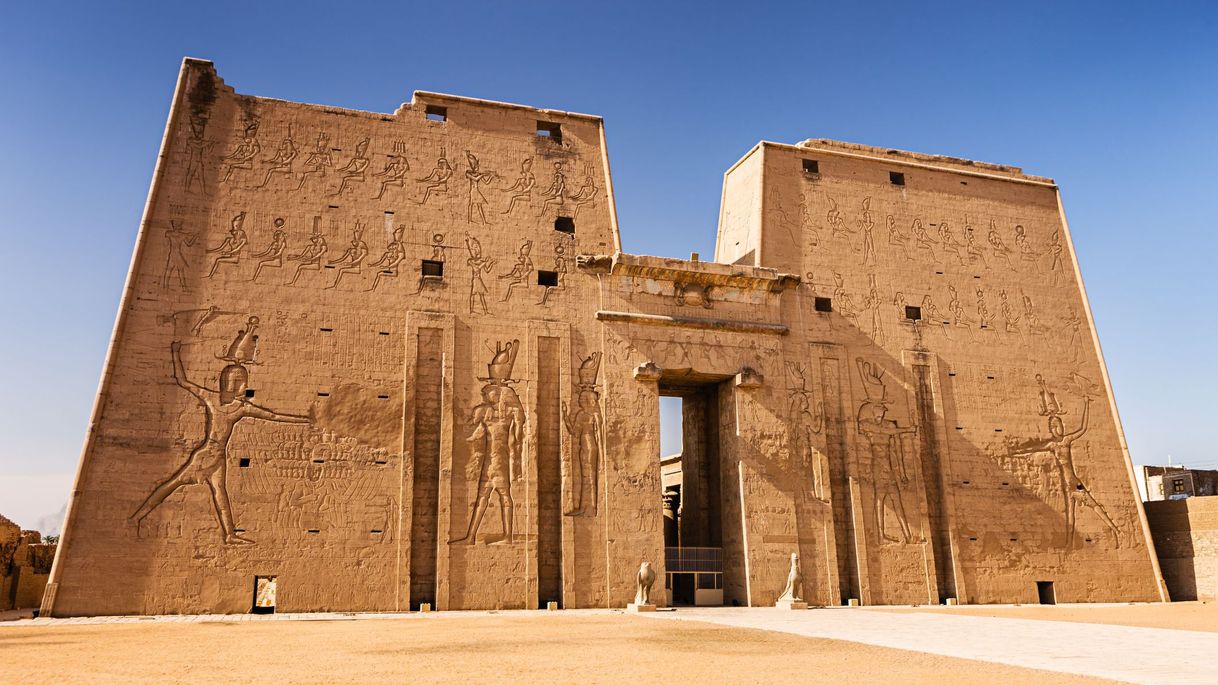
[421,260,444,278]
[239,457,251,468]
[538,270,559,287]
[244,388,256,398]
[425,105,447,122]
[1036,581,1056,605]
[537,121,562,144]
[814,297,833,313]
[554,216,575,234]
[802,159,819,174]
[890,171,906,186]
[252,576,277,614]
[905,305,922,321]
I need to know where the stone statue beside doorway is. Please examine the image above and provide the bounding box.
[776,552,808,609]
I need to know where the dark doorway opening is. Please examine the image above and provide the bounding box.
[659,378,726,606]
[1037,581,1056,605]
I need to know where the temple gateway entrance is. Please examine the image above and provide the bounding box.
[659,375,731,606]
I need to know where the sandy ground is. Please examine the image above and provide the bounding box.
[872,601,1218,632]
[0,611,1116,685]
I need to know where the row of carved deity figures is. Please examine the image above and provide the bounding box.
[781,192,1067,283]
[160,212,571,306]
[181,114,599,222]
[812,271,1088,356]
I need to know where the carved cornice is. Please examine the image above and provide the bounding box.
[577,252,800,293]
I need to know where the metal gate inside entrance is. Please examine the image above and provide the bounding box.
[665,546,723,606]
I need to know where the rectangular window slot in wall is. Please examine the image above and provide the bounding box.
[425,105,447,122]
[378,331,390,336]
[312,459,325,464]
[1001,482,1010,487]
[814,297,833,312]
[554,216,575,234]
[320,327,333,332]
[306,529,320,534]
[994,428,1003,433]
[802,159,819,174]
[536,121,562,144]
[948,372,956,377]
[317,392,330,397]
[969,537,978,542]
[239,457,251,468]
[962,480,971,485]
[537,270,559,287]
[421,260,444,278]
[904,305,922,321]
[377,394,390,400]
[955,426,963,430]
[374,460,388,465]
[371,529,384,534]
[244,389,255,398]
[890,171,905,186]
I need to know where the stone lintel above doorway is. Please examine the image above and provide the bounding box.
[578,252,801,293]
[596,310,788,335]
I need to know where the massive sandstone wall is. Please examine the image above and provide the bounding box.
[713,140,1164,604]
[1146,498,1218,601]
[48,58,1164,616]
[46,58,641,616]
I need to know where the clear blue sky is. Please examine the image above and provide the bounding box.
[2,1,1215,529]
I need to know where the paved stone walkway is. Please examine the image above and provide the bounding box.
[642,606,1218,685]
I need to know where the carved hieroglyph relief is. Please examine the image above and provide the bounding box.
[286,219,329,286]
[502,157,535,216]
[367,226,405,292]
[563,352,603,516]
[452,340,526,545]
[786,362,828,502]
[162,219,199,288]
[131,316,311,544]
[204,212,248,279]
[219,116,260,185]
[250,217,288,282]
[464,151,498,223]
[417,147,453,205]
[993,374,1122,549]
[331,137,371,196]
[855,358,919,545]
[326,223,369,290]
[499,240,534,302]
[254,124,297,190]
[465,236,494,314]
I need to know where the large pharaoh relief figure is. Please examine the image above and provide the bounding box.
[563,352,603,517]
[854,359,920,545]
[132,315,311,544]
[452,340,526,545]
[993,373,1122,549]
